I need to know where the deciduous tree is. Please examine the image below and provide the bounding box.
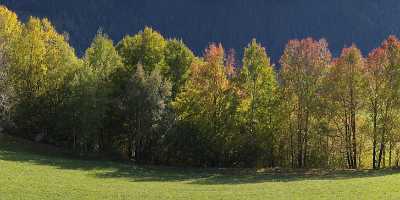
[117,27,167,73]
[329,45,365,169]
[280,38,331,168]
[236,39,280,166]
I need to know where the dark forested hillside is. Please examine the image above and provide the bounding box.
[3,0,400,61]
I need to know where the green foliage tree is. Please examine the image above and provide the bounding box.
[85,31,123,78]
[64,32,123,152]
[116,27,167,73]
[164,39,194,98]
[118,63,171,162]
[0,38,10,128]
[7,16,79,142]
[0,6,22,127]
[0,6,21,47]
[235,39,280,166]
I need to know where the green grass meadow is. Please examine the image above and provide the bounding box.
[1,134,400,200]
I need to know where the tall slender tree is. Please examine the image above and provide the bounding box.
[375,36,400,168]
[280,38,331,168]
[236,39,280,166]
[67,31,124,152]
[366,47,388,169]
[173,44,234,166]
[329,45,365,169]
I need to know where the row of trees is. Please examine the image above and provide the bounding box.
[2,6,400,169]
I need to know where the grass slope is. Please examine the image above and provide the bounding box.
[1,134,400,200]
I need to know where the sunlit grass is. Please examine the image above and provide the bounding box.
[1,135,400,200]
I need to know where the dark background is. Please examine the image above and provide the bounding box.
[3,0,400,63]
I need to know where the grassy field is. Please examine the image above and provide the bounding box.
[1,135,400,199]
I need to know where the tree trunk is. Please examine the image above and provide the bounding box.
[378,135,385,169]
[351,111,357,169]
[346,151,351,169]
[372,103,377,169]
[344,110,353,169]
[297,128,302,168]
[383,146,386,168]
[350,94,357,169]
[389,139,392,167]
[73,130,77,151]
[290,129,294,168]
[297,103,303,168]
[378,103,389,169]
[303,110,309,168]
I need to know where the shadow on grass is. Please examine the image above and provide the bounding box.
[1,136,400,185]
